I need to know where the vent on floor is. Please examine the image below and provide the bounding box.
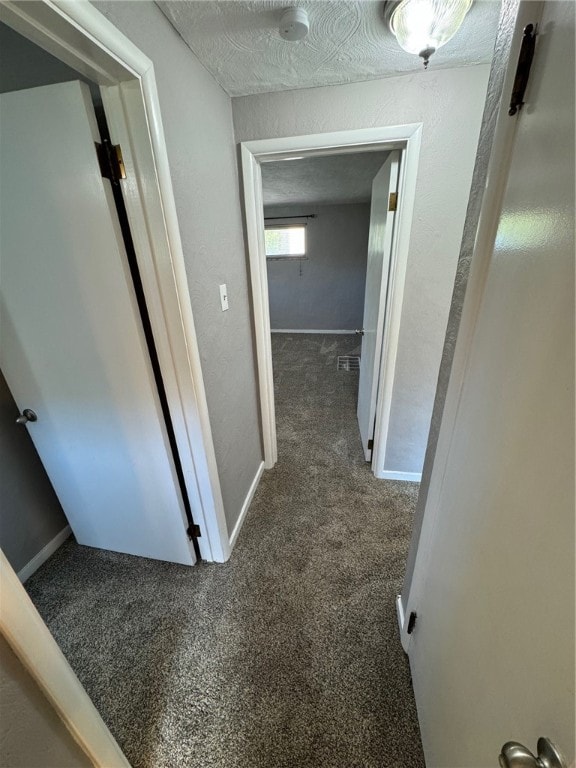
[337,355,360,371]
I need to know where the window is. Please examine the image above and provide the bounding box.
[265,225,306,259]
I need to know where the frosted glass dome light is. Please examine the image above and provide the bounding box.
[386,0,473,68]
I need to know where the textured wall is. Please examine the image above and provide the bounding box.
[233,65,491,474]
[94,2,262,533]
[0,372,68,574]
[265,204,370,330]
[0,634,92,767]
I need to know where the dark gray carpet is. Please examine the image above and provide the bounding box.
[26,333,424,768]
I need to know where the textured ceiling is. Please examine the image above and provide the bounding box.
[158,1,500,97]
[262,151,390,207]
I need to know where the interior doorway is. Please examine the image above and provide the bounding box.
[240,126,422,479]
[260,148,400,475]
[0,24,199,568]
[0,3,230,566]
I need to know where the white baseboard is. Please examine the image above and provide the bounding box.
[271,329,356,335]
[17,526,71,584]
[396,594,410,653]
[229,461,265,549]
[377,470,422,482]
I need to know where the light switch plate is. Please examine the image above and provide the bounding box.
[219,284,229,311]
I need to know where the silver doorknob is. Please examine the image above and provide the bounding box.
[16,408,37,425]
[355,329,364,336]
[499,737,567,768]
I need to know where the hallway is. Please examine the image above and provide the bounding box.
[25,333,424,768]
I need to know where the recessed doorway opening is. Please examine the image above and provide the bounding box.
[240,125,422,480]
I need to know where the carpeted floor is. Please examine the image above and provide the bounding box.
[26,333,425,768]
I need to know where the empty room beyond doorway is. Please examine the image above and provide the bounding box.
[261,148,408,476]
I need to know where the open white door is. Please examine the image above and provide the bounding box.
[406,2,574,765]
[0,81,196,566]
[357,151,400,460]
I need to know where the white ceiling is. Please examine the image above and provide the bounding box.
[158,1,500,97]
[262,151,390,207]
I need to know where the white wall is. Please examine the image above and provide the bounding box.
[94,2,262,533]
[265,203,370,331]
[233,65,491,475]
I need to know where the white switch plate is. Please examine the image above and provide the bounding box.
[219,283,229,311]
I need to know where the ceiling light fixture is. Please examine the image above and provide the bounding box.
[279,7,309,42]
[385,0,473,69]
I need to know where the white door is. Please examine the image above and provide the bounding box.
[406,2,574,765]
[0,81,196,566]
[357,151,400,460]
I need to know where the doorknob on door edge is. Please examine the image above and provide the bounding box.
[16,408,37,425]
[499,737,567,768]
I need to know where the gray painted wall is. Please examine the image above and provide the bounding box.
[233,65,491,475]
[0,634,92,767]
[265,204,370,331]
[0,373,68,575]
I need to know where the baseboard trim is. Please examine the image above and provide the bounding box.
[378,470,422,482]
[396,594,410,653]
[17,526,71,583]
[229,462,265,550]
[271,329,356,335]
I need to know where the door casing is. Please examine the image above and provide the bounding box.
[240,125,422,475]
[0,0,229,562]
[398,0,532,641]
[0,551,130,766]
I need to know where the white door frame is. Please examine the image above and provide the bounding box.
[240,125,422,471]
[0,0,230,562]
[1,551,130,766]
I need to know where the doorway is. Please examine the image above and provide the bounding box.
[0,26,198,567]
[240,126,422,479]
[261,149,393,474]
[0,2,229,564]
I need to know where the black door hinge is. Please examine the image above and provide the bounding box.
[407,611,417,634]
[187,524,201,540]
[95,139,126,184]
[509,23,537,116]
[367,438,374,450]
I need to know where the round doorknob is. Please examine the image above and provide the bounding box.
[16,408,37,425]
[499,742,541,768]
[499,738,567,768]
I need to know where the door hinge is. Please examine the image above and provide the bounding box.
[187,523,201,539]
[367,438,374,450]
[509,23,537,116]
[407,611,417,634]
[95,139,126,184]
[388,192,398,212]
